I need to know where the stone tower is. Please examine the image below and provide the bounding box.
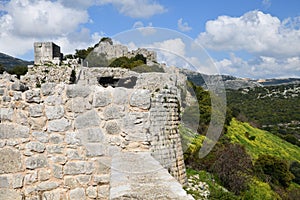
[34,42,62,65]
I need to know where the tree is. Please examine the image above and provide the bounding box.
[0,64,5,74]
[212,143,253,194]
[254,154,294,188]
[8,65,28,79]
[290,161,300,184]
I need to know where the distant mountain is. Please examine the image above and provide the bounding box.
[0,52,33,70]
[180,69,300,89]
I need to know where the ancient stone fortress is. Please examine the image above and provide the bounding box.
[0,42,193,199]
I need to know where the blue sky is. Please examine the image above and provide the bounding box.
[0,0,300,78]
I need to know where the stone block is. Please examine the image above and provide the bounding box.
[11,81,28,92]
[64,161,93,175]
[77,128,104,143]
[86,143,105,157]
[24,171,38,185]
[30,117,47,130]
[50,155,67,164]
[0,124,29,139]
[87,186,98,198]
[45,95,63,106]
[37,181,59,191]
[32,132,48,143]
[113,87,130,104]
[69,188,85,200]
[41,83,56,96]
[93,89,112,107]
[49,133,64,144]
[103,105,124,120]
[48,118,70,132]
[76,175,91,185]
[74,110,100,129]
[0,189,23,200]
[66,85,90,98]
[0,108,14,121]
[98,185,109,199]
[25,155,48,169]
[25,141,45,153]
[65,132,79,145]
[38,169,50,181]
[0,176,9,188]
[25,89,41,103]
[12,174,24,189]
[105,121,121,135]
[0,148,22,174]
[45,105,64,120]
[130,89,151,109]
[46,144,64,154]
[29,104,44,117]
[52,164,63,179]
[64,176,78,188]
[66,97,92,113]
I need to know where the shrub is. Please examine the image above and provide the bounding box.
[290,161,300,184]
[8,65,28,79]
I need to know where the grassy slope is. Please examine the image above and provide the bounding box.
[227,118,300,162]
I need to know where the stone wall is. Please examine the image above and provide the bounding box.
[34,42,62,65]
[0,69,190,199]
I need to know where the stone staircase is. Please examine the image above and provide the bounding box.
[110,152,193,200]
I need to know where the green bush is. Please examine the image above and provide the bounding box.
[290,161,300,184]
[8,65,28,79]
[254,154,294,188]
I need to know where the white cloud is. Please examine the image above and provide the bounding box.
[196,10,300,58]
[132,21,157,36]
[98,0,166,18]
[177,18,192,32]
[0,0,100,57]
[216,54,300,78]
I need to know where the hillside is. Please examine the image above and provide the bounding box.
[227,118,300,162]
[0,52,33,70]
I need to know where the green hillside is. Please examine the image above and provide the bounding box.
[227,118,300,162]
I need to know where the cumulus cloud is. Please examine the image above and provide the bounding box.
[177,18,192,32]
[216,53,300,78]
[98,0,166,18]
[132,21,157,36]
[196,10,300,58]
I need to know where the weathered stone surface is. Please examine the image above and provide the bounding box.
[52,164,63,179]
[64,176,78,188]
[66,97,91,113]
[30,117,47,130]
[105,121,121,135]
[130,89,151,109]
[42,190,61,200]
[0,148,22,174]
[38,169,50,181]
[87,186,98,198]
[66,149,82,160]
[98,185,109,199]
[77,128,104,143]
[0,189,23,200]
[45,105,64,120]
[24,171,38,185]
[103,105,124,120]
[29,104,44,117]
[37,181,59,191]
[76,175,91,185]
[45,95,63,106]
[64,161,93,175]
[25,155,48,169]
[12,174,24,189]
[66,85,90,98]
[32,132,48,143]
[0,123,29,139]
[25,141,45,153]
[95,157,111,174]
[86,143,105,157]
[48,118,70,132]
[25,89,41,103]
[93,89,112,107]
[46,144,64,154]
[50,155,67,164]
[65,132,79,145]
[94,174,110,185]
[0,176,9,188]
[69,188,85,200]
[0,108,14,121]
[11,81,28,92]
[49,133,64,144]
[113,87,130,104]
[41,83,56,96]
[74,110,100,129]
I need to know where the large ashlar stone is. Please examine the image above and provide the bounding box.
[0,148,22,174]
[0,189,23,200]
[66,85,90,98]
[85,143,105,157]
[32,132,49,143]
[48,118,70,132]
[0,123,29,139]
[69,188,85,200]
[25,89,41,103]
[45,105,64,120]
[45,95,63,106]
[64,161,94,175]
[25,141,45,153]
[41,83,56,96]
[37,181,59,191]
[30,117,47,130]
[75,110,100,129]
[25,155,48,169]
[93,89,112,107]
[29,104,44,117]
[0,108,14,121]
[113,87,130,104]
[66,97,92,113]
[130,89,151,109]
[77,128,104,143]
